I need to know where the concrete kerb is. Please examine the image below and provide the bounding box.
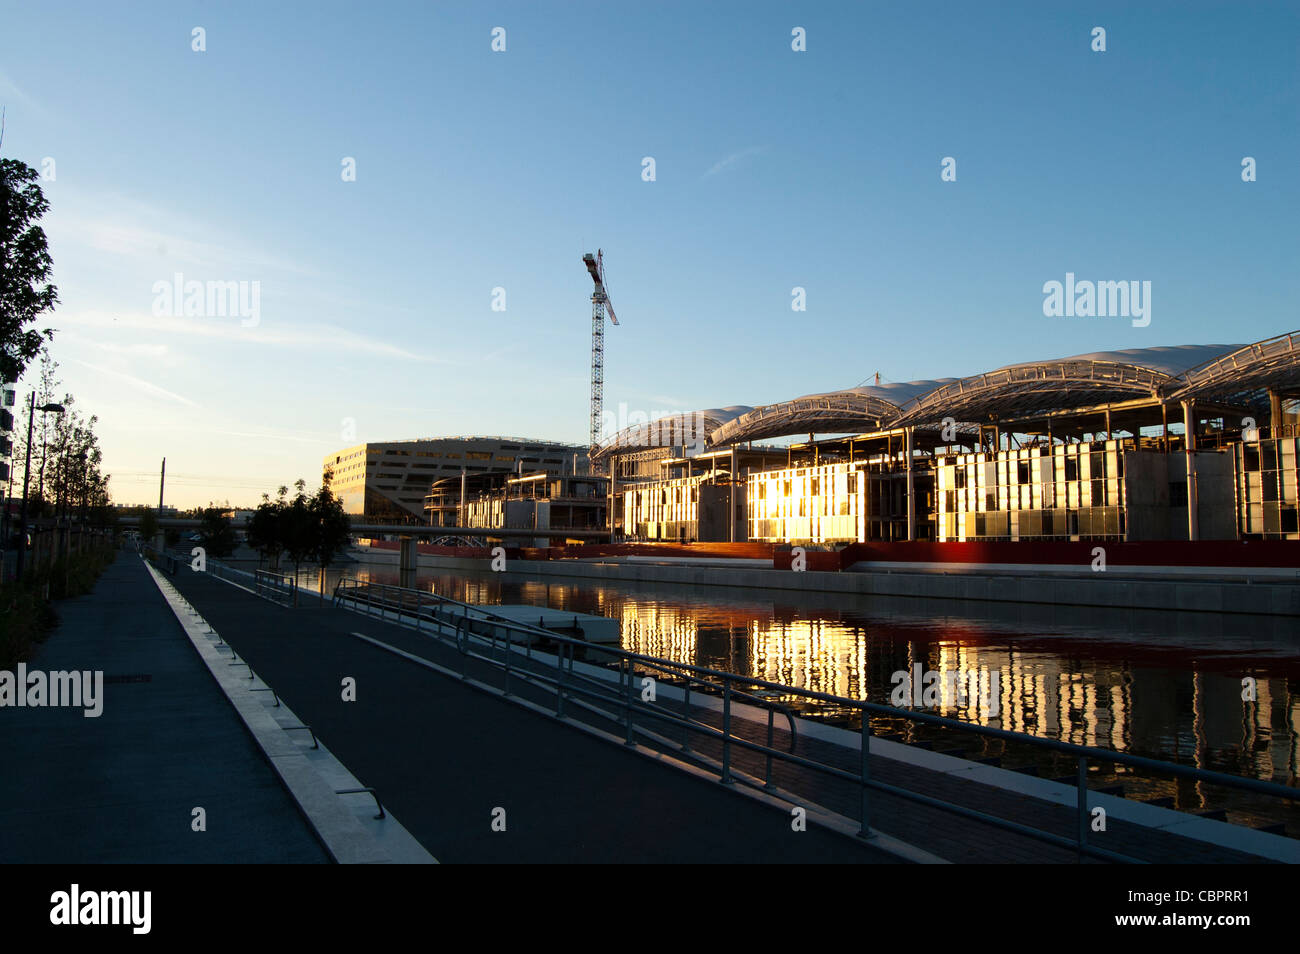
[142,558,436,864]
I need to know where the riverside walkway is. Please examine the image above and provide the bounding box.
[164,558,1294,864]
[9,551,1290,863]
[6,552,896,863]
[159,559,900,863]
[0,553,329,863]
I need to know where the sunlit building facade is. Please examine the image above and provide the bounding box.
[323,437,586,522]
[595,333,1300,545]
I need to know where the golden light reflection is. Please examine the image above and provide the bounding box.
[336,565,1299,786]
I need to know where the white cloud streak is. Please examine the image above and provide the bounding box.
[704,145,768,177]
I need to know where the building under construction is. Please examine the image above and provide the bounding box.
[595,332,1300,545]
[323,437,587,524]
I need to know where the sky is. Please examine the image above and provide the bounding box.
[1,0,1296,508]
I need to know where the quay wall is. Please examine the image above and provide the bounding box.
[395,550,1300,616]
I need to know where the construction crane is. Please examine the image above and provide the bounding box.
[582,249,619,455]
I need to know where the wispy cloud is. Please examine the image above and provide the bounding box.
[56,309,443,362]
[58,330,170,359]
[703,145,768,178]
[71,359,196,407]
[204,427,340,446]
[51,211,319,277]
[0,70,49,121]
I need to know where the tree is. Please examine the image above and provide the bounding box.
[247,487,288,568]
[198,507,237,559]
[310,469,352,595]
[0,158,59,384]
[245,476,352,594]
[280,479,314,583]
[138,508,159,544]
[11,347,59,518]
[9,348,112,527]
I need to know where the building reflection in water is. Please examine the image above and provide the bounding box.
[330,564,1298,788]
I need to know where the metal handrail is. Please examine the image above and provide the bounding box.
[334,578,558,641]
[253,568,296,606]
[329,577,1300,862]
[332,579,802,768]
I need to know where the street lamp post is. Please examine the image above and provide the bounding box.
[15,395,65,583]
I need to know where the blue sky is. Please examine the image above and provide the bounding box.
[2,0,1296,506]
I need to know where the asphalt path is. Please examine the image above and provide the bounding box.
[0,553,330,863]
[164,563,899,863]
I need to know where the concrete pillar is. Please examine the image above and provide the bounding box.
[399,535,417,589]
[905,426,915,542]
[459,468,466,529]
[1181,399,1198,541]
[1269,389,1283,439]
[608,456,618,538]
[730,445,737,543]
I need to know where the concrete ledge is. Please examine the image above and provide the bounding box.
[143,560,436,864]
[403,554,1299,615]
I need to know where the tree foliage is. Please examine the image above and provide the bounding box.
[198,507,237,559]
[0,158,58,384]
[247,486,288,567]
[310,470,351,570]
[138,508,159,542]
[12,348,112,524]
[246,475,351,577]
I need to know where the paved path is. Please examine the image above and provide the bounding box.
[162,562,899,863]
[0,553,329,863]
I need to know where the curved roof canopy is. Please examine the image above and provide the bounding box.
[1164,332,1300,410]
[593,406,752,457]
[892,344,1241,427]
[709,380,956,446]
[598,332,1300,451]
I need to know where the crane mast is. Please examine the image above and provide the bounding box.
[582,250,619,458]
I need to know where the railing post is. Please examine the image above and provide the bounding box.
[503,627,511,697]
[1077,754,1088,857]
[624,658,635,747]
[682,680,692,754]
[858,709,873,838]
[458,617,469,681]
[556,642,567,718]
[764,707,776,790]
[721,679,733,784]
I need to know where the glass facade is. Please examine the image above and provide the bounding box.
[747,463,865,544]
[936,439,1128,542]
[1235,437,1300,539]
[623,473,711,541]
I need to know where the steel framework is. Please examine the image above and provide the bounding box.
[600,334,1300,450]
